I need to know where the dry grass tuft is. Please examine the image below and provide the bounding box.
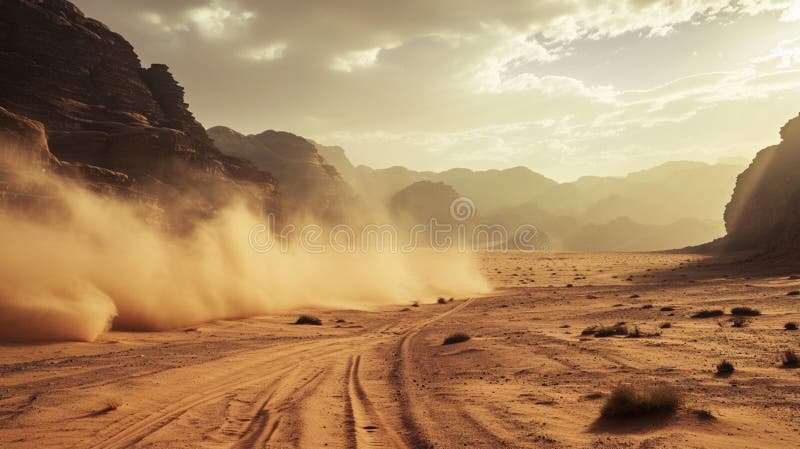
[691,309,724,319]
[600,384,682,418]
[660,306,675,312]
[294,315,322,325]
[659,322,672,329]
[443,332,471,345]
[716,360,734,375]
[731,316,748,328]
[594,324,628,338]
[781,350,799,368]
[785,322,798,331]
[731,307,760,316]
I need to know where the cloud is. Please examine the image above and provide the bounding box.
[240,42,288,61]
[330,47,383,72]
[71,0,800,180]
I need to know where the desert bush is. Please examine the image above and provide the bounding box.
[437,297,447,304]
[627,326,642,338]
[600,384,682,418]
[443,332,470,345]
[660,306,675,312]
[641,304,654,310]
[716,360,734,375]
[731,316,748,328]
[294,315,322,325]
[782,350,799,368]
[630,294,640,299]
[660,322,672,329]
[594,324,628,337]
[788,291,800,296]
[691,309,724,319]
[411,301,420,307]
[692,409,715,420]
[731,307,760,316]
[581,326,598,336]
[785,322,798,331]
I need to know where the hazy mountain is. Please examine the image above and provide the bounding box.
[316,143,742,252]
[208,127,354,220]
[533,161,745,225]
[563,217,722,252]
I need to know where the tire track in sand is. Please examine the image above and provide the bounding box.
[345,354,406,449]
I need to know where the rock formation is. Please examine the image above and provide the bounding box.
[0,0,279,226]
[721,113,800,254]
[208,127,353,220]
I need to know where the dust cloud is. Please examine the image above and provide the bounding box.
[0,158,489,342]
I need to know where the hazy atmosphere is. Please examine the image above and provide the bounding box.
[2,1,800,448]
[74,0,800,180]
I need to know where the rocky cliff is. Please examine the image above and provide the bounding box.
[721,113,800,254]
[0,0,279,224]
[208,126,353,220]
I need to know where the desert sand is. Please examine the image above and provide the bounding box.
[2,252,800,449]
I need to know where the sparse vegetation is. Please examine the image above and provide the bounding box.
[411,301,420,307]
[660,322,672,329]
[594,324,628,337]
[716,360,734,375]
[691,309,724,319]
[294,315,322,325]
[788,291,800,296]
[629,294,640,299]
[627,326,642,338]
[600,384,682,418]
[581,326,598,336]
[731,316,748,328]
[692,409,715,420]
[583,392,604,400]
[781,350,799,368]
[437,297,447,304]
[443,332,471,345]
[785,322,798,331]
[731,307,760,316]
[641,304,653,309]
[660,306,675,312]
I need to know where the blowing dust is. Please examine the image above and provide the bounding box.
[0,158,489,342]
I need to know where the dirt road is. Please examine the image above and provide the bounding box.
[2,252,800,448]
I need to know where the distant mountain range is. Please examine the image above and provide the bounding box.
[312,142,743,251]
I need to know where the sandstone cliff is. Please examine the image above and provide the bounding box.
[0,0,279,224]
[721,113,800,254]
[208,126,353,220]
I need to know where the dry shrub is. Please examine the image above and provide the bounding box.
[731,307,760,316]
[600,384,682,418]
[782,350,799,368]
[294,315,322,325]
[716,360,734,375]
[443,332,470,345]
[691,309,724,319]
[594,324,628,338]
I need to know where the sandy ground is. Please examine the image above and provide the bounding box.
[2,252,800,448]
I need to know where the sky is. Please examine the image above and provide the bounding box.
[73,0,800,181]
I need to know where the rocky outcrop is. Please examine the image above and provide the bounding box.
[0,0,279,223]
[721,113,800,254]
[208,126,353,220]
